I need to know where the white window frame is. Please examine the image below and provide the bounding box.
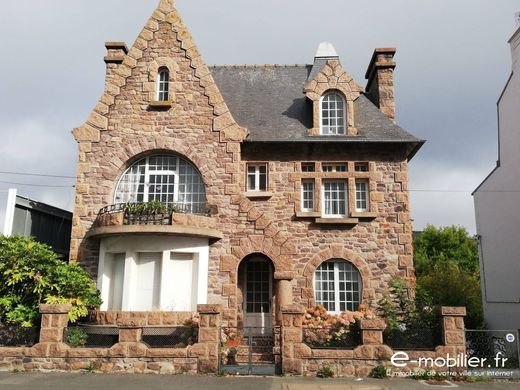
[321,180,348,218]
[322,164,347,173]
[301,162,316,172]
[355,180,369,212]
[320,91,347,135]
[314,260,362,313]
[115,155,206,209]
[301,180,315,211]
[157,68,170,101]
[354,162,369,172]
[246,163,268,192]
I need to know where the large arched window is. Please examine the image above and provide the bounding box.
[314,259,361,312]
[320,91,346,135]
[157,68,169,101]
[115,154,206,211]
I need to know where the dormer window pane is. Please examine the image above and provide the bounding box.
[321,92,346,135]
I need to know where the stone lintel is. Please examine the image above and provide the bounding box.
[104,56,124,64]
[197,304,222,314]
[274,271,296,280]
[440,306,467,317]
[39,304,72,314]
[105,42,129,54]
[281,304,305,315]
[359,318,387,330]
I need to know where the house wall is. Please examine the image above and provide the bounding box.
[70,0,415,326]
[474,27,520,330]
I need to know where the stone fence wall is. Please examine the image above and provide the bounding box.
[280,305,467,377]
[0,304,466,376]
[0,304,220,374]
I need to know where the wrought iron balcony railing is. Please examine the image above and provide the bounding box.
[97,202,212,226]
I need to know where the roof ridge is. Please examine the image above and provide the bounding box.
[209,64,309,69]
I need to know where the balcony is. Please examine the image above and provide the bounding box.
[87,202,222,240]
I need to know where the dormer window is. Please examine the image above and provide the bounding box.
[320,91,346,135]
[157,68,170,101]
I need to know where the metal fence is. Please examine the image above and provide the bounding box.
[64,326,119,348]
[142,326,198,348]
[219,326,281,375]
[302,326,361,349]
[384,327,441,351]
[0,325,40,347]
[466,330,520,369]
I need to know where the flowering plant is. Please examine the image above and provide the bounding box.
[302,304,374,347]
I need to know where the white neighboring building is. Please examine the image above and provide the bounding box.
[473,15,520,331]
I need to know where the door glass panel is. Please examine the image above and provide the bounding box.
[245,261,271,313]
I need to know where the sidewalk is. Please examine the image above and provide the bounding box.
[0,373,518,390]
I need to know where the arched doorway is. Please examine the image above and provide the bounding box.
[238,254,274,331]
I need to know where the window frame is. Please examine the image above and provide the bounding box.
[114,154,206,210]
[319,91,347,135]
[301,162,316,173]
[321,180,348,218]
[301,179,315,212]
[355,180,369,212]
[314,259,362,313]
[246,163,268,192]
[157,68,170,101]
[322,163,347,173]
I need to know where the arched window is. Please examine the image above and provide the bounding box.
[320,92,346,135]
[314,259,361,312]
[157,68,169,101]
[115,154,206,212]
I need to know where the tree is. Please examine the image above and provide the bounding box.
[414,225,479,277]
[413,225,483,328]
[0,235,102,326]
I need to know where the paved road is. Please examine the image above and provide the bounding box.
[0,373,518,390]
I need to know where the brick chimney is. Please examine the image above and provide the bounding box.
[365,48,397,122]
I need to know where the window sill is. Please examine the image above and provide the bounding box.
[296,211,321,218]
[244,191,273,199]
[149,100,173,109]
[315,217,359,224]
[350,211,378,219]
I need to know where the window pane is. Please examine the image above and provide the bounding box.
[315,259,361,313]
[321,92,346,135]
[323,181,347,217]
[356,181,368,211]
[302,181,315,210]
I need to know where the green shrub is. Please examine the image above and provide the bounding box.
[0,235,102,326]
[317,365,334,378]
[371,365,387,378]
[66,328,88,348]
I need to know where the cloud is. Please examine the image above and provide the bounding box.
[0,0,518,231]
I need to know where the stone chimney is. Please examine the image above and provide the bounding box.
[364,48,397,122]
[104,42,128,77]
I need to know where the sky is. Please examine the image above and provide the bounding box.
[0,0,518,234]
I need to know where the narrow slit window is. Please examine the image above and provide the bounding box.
[301,180,315,211]
[355,180,369,212]
[157,68,169,101]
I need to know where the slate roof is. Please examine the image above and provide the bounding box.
[209,65,424,157]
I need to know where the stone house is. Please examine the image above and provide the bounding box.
[71,0,423,332]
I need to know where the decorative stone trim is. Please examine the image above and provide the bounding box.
[302,245,373,307]
[244,191,273,199]
[303,59,363,136]
[149,100,173,109]
[315,217,359,224]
